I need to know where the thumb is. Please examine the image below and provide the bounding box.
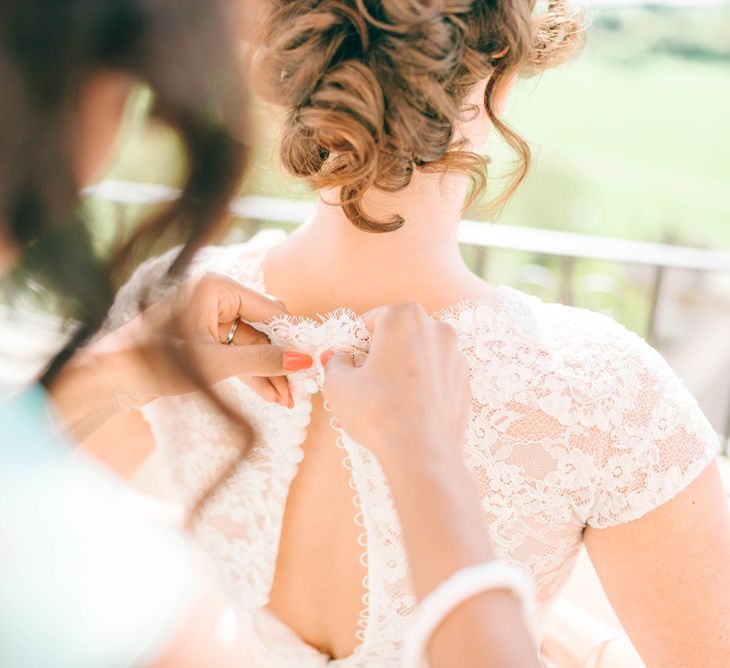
[321,351,357,400]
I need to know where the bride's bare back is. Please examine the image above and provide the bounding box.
[262,213,501,658]
[267,391,367,658]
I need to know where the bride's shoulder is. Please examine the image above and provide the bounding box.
[453,285,712,429]
[458,287,718,529]
[513,288,690,391]
[106,229,287,330]
[189,228,287,286]
[443,285,651,367]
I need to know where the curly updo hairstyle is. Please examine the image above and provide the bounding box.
[254,0,583,232]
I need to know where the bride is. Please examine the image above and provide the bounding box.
[104,0,730,665]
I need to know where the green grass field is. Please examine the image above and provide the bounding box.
[500,53,730,246]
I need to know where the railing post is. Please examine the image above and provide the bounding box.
[559,256,574,306]
[474,246,490,281]
[646,265,665,346]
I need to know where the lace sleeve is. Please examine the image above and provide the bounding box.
[104,229,287,333]
[583,323,719,529]
[104,247,183,332]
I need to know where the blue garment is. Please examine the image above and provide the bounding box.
[0,386,194,668]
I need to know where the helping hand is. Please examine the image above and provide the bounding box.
[59,273,313,428]
[320,302,471,472]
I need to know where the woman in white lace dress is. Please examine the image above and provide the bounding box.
[106,1,730,665]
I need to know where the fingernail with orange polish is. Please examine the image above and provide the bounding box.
[320,350,335,367]
[283,352,313,371]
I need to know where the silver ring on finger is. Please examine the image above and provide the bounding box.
[225,317,241,346]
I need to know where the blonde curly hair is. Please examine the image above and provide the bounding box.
[254,0,584,231]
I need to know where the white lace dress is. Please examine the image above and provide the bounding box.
[108,229,718,667]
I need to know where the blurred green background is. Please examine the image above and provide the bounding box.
[97,3,730,337]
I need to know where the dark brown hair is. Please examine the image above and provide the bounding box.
[0,0,251,518]
[254,0,584,232]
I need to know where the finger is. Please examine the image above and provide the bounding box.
[360,305,392,335]
[195,343,289,379]
[239,371,290,408]
[218,322,308,402]
[361,302,429,334]
[361,303,429,360]
[227,345,313,377]
[321,351,357,399]
[217,320,269,346]
[191,274,288,340]
[269,375,293,408]
[236,323,267,346]
[227,344,289,377]
[240,376,281,404]
[229,283,288,324]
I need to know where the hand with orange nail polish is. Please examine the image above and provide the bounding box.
[320,302,471,470]
[284,352,314,371]
[60,274,315,436]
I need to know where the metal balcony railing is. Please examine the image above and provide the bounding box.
[2,179,728,469]
[87,179,730,337]
[86,180,730,454]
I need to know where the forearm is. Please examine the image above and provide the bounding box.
[49,346,143,443]
[384,450,540,668]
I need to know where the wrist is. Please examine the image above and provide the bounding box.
[50,343,146,441]
[384,448,483,532]
[373,435,497,584]
[402,561,536,668]
[375,433,469,489]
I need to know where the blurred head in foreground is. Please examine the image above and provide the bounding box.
[0,0,248,381]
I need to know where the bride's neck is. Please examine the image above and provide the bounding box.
[297,168,469,273]
[262,78,498,314]
[265,168,492,314]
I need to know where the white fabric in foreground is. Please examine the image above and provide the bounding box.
[0,425,195,667]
